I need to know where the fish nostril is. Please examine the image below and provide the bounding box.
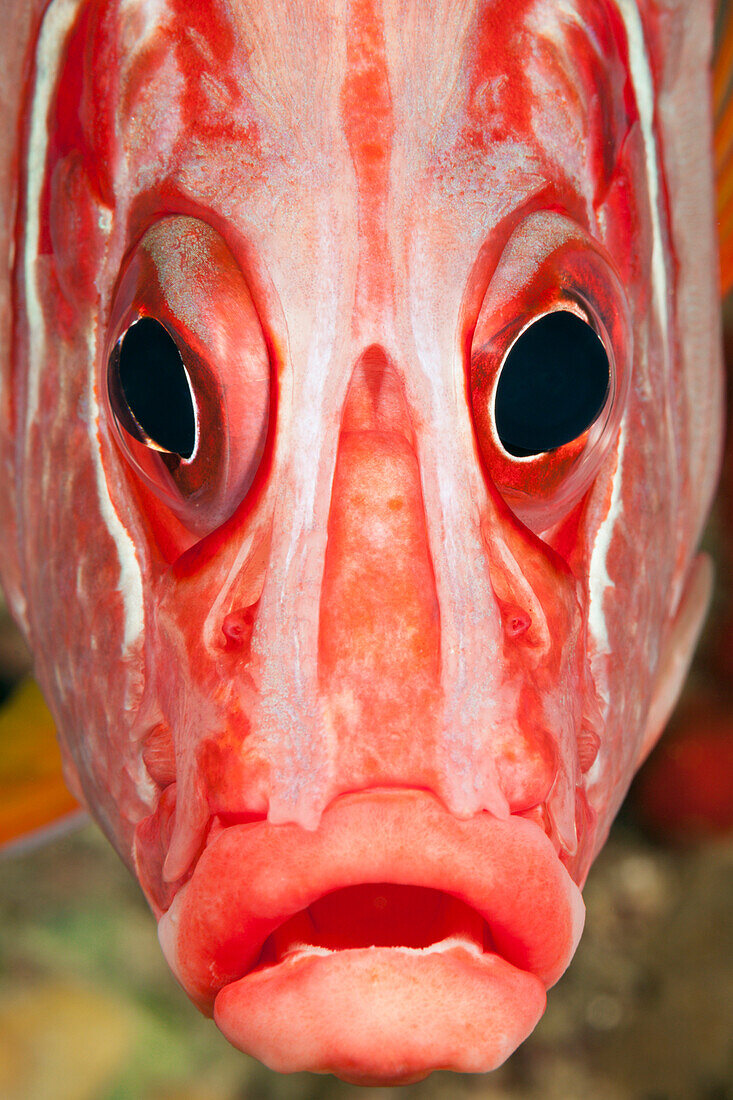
[221,607,256,651]
[502,606,531,638]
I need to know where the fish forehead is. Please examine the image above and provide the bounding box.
[113,0,621,106]
[69,0,638,367]
[105,0,629,211]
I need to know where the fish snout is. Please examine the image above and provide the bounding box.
[316,346,445,790]
[163,342,580,842]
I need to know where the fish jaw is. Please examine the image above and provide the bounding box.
[157,789,583,1083]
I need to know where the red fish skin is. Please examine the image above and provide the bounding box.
[0,0,724,1084]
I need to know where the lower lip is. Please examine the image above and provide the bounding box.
[214,942,546,1083]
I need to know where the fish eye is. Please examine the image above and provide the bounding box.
[468,212,631,533]
[102,216,271,552]
[109,317,197,461]
[493,310,610,458]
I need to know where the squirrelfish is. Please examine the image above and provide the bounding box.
[0,0,726,1084]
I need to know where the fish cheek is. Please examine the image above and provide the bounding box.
[21,342,149,862]
[492,712,558,814]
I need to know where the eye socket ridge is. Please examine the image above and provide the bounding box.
[102,215,273,553]
[467,211,631,532]
[491,304,612,461]
[108,315,198,463]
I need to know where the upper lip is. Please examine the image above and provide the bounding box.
[158,787,585,1010]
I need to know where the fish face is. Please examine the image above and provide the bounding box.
[0,0,722,1083]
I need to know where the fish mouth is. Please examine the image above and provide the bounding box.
[158,789,584,1084]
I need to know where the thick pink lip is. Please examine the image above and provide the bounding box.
[158,789,584,1081]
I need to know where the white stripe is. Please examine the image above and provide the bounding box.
[24,0,82,431]
[614,0,669,342]
[587,1,670,658]
[86,332,145,649]
[25,1,144,651]
[587,421,626,655]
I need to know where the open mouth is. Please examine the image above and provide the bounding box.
[257,882,493,966]
[158,789,584,1084]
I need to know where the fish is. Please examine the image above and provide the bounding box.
[0,0,725,1086]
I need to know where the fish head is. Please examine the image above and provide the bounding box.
[0,0,723,1083]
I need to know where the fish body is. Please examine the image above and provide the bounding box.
[0,0,724,1084]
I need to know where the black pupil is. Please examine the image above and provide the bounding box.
[116,317,196,459]
[494,310,610,457]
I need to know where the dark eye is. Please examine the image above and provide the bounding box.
[109,317,196,460]
[104,217,271,550]
[494,310,610,457]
